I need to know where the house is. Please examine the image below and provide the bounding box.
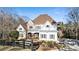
[17,14,58,41]
[16,17,27,40]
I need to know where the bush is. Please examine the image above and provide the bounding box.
[41,41,55,48]
[40,41,66,50]
[9,31,19,40]
[46,41,55,48]
[54,43,65,49]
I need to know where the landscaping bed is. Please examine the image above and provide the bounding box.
[37,41,66,51]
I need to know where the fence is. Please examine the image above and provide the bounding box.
[0,39,39,51]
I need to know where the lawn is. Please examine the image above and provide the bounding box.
[0,45,31,51]
[0,46,10,51]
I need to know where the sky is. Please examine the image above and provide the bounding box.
[10,7,71,23]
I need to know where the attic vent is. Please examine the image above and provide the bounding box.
[46,25,49,27]
[29,26,33,29]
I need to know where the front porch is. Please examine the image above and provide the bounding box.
[27,32,39,40]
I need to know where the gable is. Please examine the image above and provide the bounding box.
[41,20,57,30]
[27,20,34,26]
[16,24,26,31]
[44,21,52,25]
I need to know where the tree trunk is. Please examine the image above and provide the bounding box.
[76,28,78,40]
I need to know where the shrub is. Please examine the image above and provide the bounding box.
[9,31,19,41]
[54,43,65,49]
[46,41,55,48]
[41,41,55,48]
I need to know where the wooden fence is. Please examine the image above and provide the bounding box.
[0,39,39,51]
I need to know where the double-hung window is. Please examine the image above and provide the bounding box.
[41,34,47,38]
[50,34,55,39]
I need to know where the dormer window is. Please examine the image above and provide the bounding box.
[46,25,49,27]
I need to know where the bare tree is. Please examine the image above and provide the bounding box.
[67,8,79,40]
[0,8,27,40]
[0,8,18,40]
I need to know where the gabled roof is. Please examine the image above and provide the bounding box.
[32,14,56,25]
[16,17,27,31]
[20,23,27,31]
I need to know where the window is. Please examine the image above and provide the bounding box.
[19,28,22,30]
[41,34,47,38]
[46,25,49,27]
[50,34,55,39]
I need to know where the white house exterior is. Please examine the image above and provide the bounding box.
[17,14,58,41]
[16,24,27,40]
[16,21,27,40]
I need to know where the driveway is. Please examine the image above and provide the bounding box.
[68,45,79,51]
[59,38,79,51]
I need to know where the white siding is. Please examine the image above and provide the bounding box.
[18,31,26,40]
[16,25,26,32]
[39,31,57,41]
[27,20,34,30]
[17,20,58,41]
[16,24,26,40]
[27,20,58,41]
[41,21,57,31]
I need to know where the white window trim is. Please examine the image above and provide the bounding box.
[41,34,47,38]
